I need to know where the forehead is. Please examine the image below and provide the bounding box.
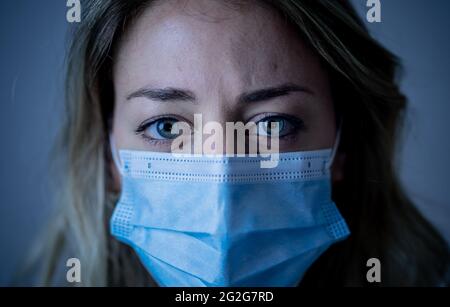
[114,0,324,95]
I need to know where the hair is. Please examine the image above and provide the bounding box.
[33,0,448,286]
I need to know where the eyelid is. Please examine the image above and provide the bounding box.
[135,113,304,143]
[136,114,193,131]
[247,112,302,125]
[248,112,305,137]
[135,115,194,145]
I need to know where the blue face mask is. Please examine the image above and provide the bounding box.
[110,143,350,287]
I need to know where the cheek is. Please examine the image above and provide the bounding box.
[111,111,130,150]
[309,98,337,148]
[109,117,123,192]
[111,101,147,151]
[110,160,122,193]
[332,153,346,183]
[295,104,336,151]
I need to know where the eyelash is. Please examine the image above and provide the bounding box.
[135,114,188,145]
[135,113,306,144]
[253,112,306,140]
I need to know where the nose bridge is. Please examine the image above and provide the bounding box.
[197,65,252,155]
[198,99,244,156]
[201,121,256,156]
[201,115,228,155]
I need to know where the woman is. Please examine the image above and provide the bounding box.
[37,0,448,286]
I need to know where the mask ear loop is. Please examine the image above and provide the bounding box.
[109,135,124,176]
[325,121,342,170]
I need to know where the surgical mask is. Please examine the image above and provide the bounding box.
[110,138,350,287]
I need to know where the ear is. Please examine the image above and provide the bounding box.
[332,152,346,183]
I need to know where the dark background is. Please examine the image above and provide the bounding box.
[0,0,449,285]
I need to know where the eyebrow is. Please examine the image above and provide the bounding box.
[238,83,314,104]
[126,87,196,102]
[126,83,313,104]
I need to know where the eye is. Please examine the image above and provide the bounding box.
[255,115,304,138]
[136,117,182,140]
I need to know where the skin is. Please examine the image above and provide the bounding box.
[111,0,343,182]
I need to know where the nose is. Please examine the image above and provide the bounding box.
[191,113,260,156]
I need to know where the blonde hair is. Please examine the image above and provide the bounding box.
[33,0,448,286]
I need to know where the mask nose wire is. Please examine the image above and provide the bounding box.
[325,121,342,170]
[109,134,124,176]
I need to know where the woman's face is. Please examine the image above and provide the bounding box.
[112,0,336,156]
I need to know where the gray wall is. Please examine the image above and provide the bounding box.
[0,0,68,284]
[350,0,450,241]
[0,0,449,285]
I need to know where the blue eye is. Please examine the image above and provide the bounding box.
[256,116,302,137]
[138,117,181,140]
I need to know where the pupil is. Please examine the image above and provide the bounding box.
[265,119,282,135]
[163,122,172,132]
[156,119,181,139]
